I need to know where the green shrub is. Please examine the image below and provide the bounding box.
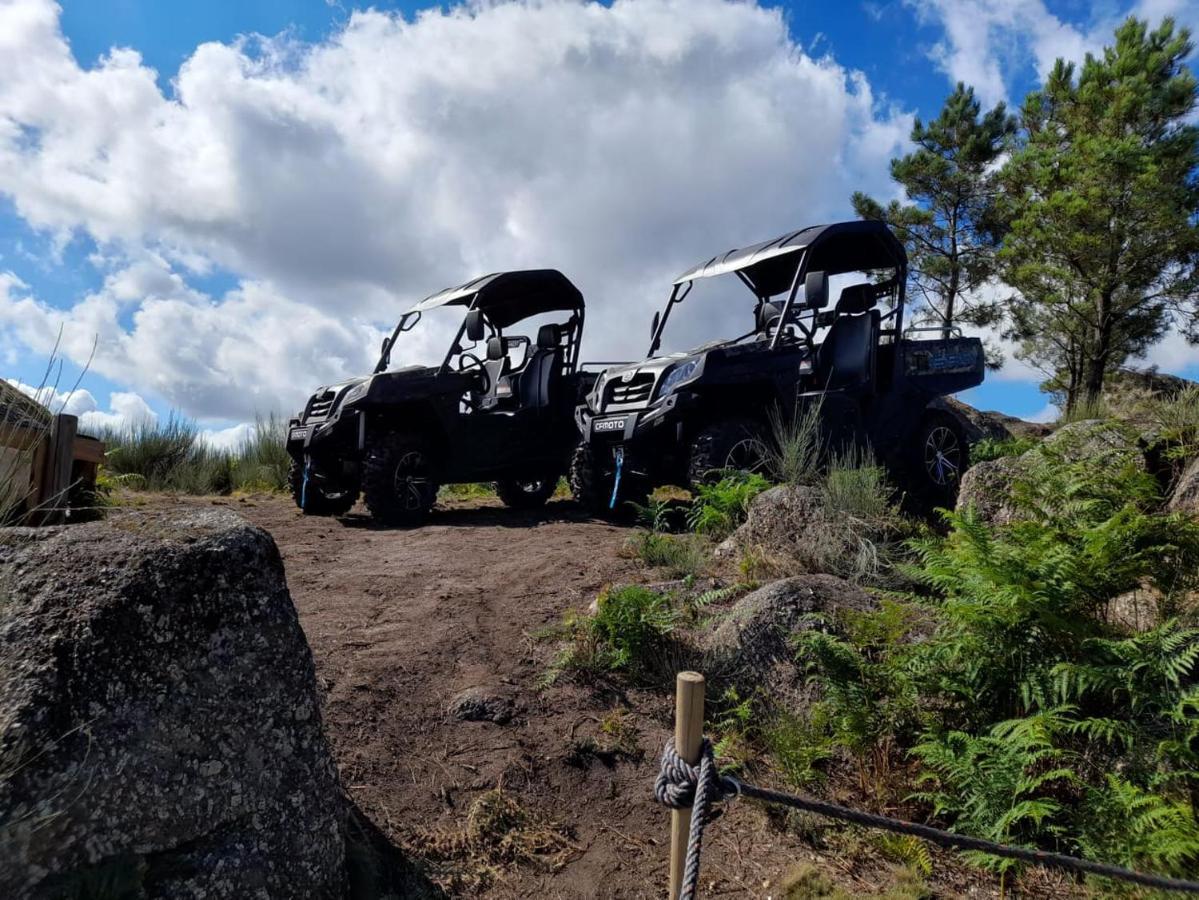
[1077,775,1199,884]
[545,586,679,683]
[764,710,834,790]
[821,446,893,522]
[795,602,921,792]
[911,712,1076,873]
[440,482,499,501]
[687,471,769,537]
[102,414,199,489]
[788,444,1199,878]
[230,414,290,491]
[100,412,292,495]
[764,398,824,486]
[628,531,708,578]
[590,585,678,671]
[970,435,1039,463]
[1149,384,1199,460]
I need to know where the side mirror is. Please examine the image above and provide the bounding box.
[650,310,660,341]
[464,309,484,343]
[804,271,829,310]
[380,337,390,357]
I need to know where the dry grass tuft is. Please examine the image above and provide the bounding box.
[406,789,575,891]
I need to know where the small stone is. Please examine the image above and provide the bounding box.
[448,687,515,724]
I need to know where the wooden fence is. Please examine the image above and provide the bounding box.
[1,383,105,525]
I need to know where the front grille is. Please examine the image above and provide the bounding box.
[604,372,654,407]
[305,390,336,423]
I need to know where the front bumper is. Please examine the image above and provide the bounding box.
[575,391,693,443]
[286,408,365,460]
[576,392,697,483]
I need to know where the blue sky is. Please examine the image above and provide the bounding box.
[0,0,1195,437]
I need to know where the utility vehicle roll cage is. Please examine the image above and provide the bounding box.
[647,220,907,357]
[375,269,585,375]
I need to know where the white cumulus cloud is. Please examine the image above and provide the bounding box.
[911,0,1199,107]
[0,0,913,420]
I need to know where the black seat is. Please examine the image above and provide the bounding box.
[815,284,879,391]
[756,301,785,332]
[517,324,564,409]
[477,336,511,409]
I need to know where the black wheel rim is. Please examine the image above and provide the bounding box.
[924,426,961,487]
[392,450,432,511]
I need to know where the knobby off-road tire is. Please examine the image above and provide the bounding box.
[495,474,559,509]
[362,433,439,527]
[288,460,358,517]
[568,443,648,517]
[569,442,609,515]
[688,418,767,487]
[911,412,967,507]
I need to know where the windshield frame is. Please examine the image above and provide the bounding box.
[374,292,484,375]
[647,250,813,358]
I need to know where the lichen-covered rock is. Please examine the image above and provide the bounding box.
[957,419,1147,525]
[1042,419,1144,467]
[723,485,893,581]
[1170,457,1199,516]
[955,455,1024,525]
[0,508,344,899]
[705,576,875,686]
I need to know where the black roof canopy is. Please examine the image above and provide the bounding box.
[673,220,906,298]
[408,269,583,329]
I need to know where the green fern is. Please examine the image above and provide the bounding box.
[1078,775,1199,881]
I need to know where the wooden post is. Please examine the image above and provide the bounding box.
[669,671,705,900]
[36,414,77,525]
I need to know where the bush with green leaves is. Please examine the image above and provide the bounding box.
[969,435,1039,463]
[545,586,679,683]
[687,471,770,537]
[627,531,708,579]
[100,413,292,495]
[821,447,894,523]
[788,428,1199,879]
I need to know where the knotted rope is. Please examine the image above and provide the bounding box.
[654,738,734,900]
[654,737,1199,899]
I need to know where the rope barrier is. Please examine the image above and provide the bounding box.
[654,738,1199,899]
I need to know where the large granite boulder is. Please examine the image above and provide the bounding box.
[955,455,1024,526]
[705,576,875,687]
[718,485,856,576]
[957,419,1146,524]
[0,508,344,899]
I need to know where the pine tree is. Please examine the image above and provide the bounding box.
[1000,18,1199,413]
[853,84,1016,339]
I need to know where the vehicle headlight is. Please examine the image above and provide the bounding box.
[342,380,371,406]
[659,359,699,396]
[590,375,606,409]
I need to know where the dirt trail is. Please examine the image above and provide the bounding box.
[178,494,835,897]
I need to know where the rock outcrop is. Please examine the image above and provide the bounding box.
[0,508,345,899]
[1170,457,1199,516]
[957,419,1146,524]
[705,576,875,687]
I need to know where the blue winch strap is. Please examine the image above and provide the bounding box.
[301,459,310,510]
[609,447,624,510]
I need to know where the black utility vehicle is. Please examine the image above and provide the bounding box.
[571,220,984,510]
[286,270,589,524]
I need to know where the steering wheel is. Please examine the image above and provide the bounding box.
[457,352,491,396]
